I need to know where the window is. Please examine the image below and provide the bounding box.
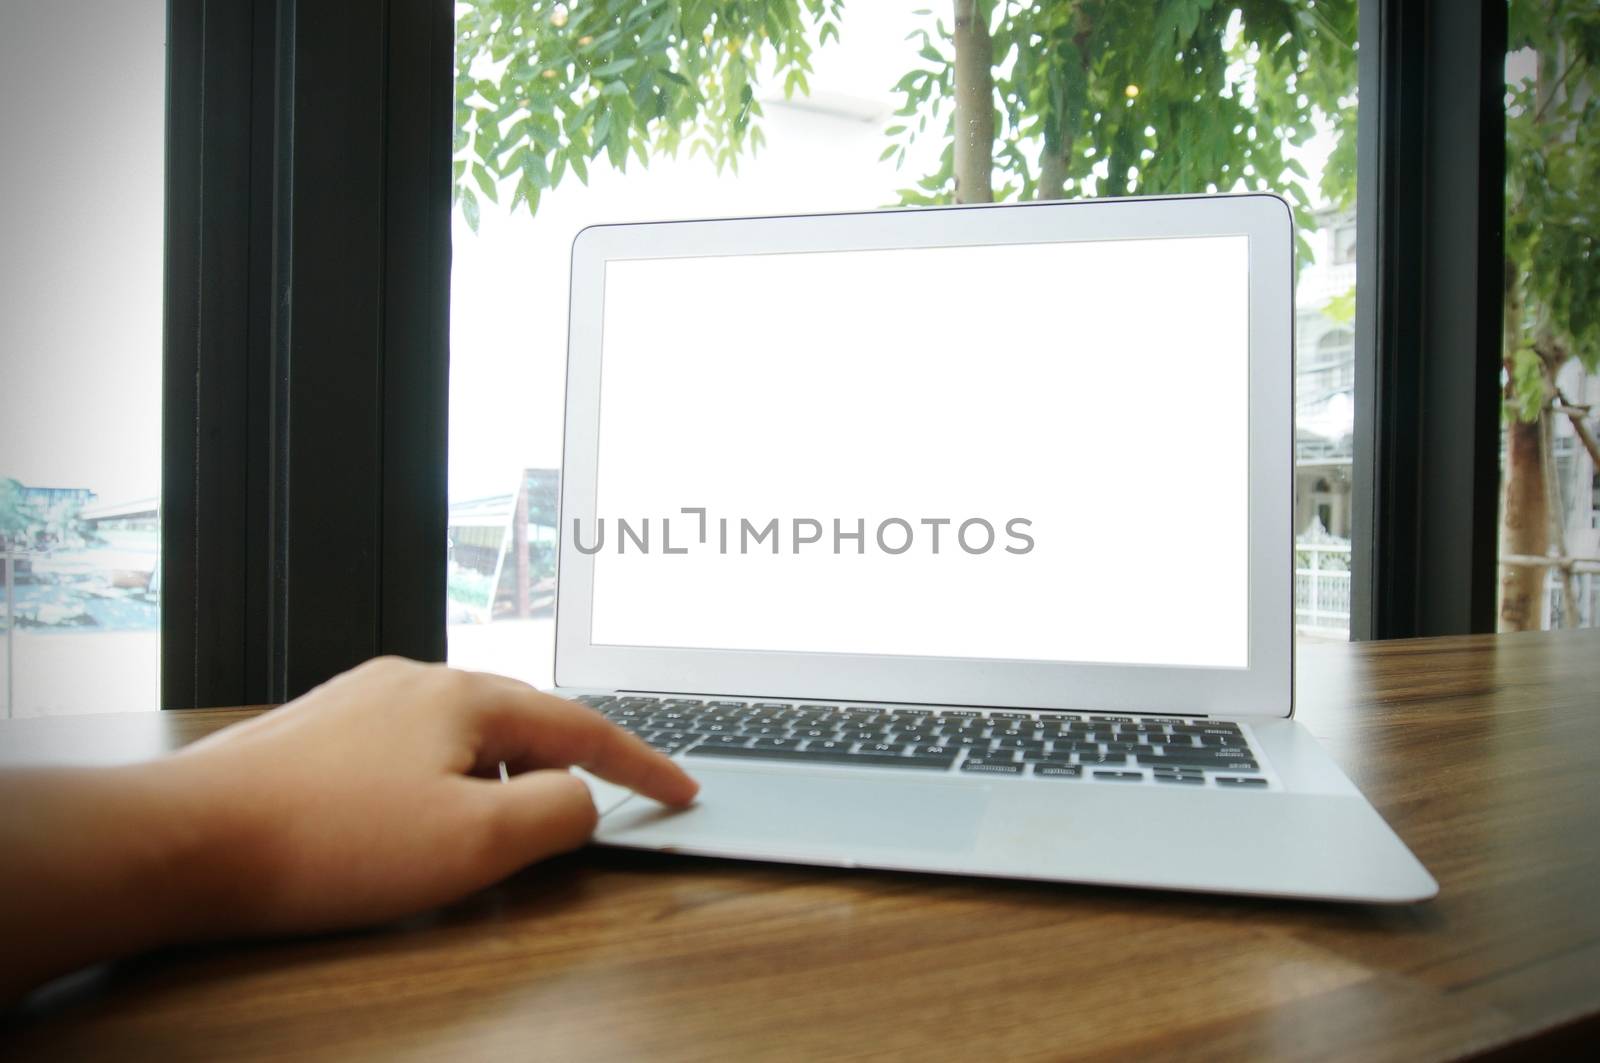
[1,0,164,717]
[1499,2,1600,632]
[444,1,1360,684]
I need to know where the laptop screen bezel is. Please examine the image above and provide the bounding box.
[554,194,1294,718]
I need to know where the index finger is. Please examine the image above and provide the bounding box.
[467,679,699,807]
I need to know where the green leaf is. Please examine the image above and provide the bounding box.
[589,57,638,78]
[471,164,498,204]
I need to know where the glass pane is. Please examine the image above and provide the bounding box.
[447,1,1361,683]
[1499,2,1600,631]
[0,0,165,716]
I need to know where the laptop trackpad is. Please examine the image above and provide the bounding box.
[595,767,988,858]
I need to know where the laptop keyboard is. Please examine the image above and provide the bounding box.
[575,695,1268,788]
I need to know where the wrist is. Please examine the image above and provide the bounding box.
[132,753,267,945]
[0,761,260,999]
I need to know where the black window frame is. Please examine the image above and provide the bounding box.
[162,0,451,707]
[1351,0,1507,639]
[160,0,1507,707]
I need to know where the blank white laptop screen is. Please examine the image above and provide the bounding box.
[588,235,1250,669]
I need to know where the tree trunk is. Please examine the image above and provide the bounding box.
[1499,416,1550,630]
[1498,250,1549,631]
[1555,387,1600,470]
[952,0,994,203]
[1037,148,1068,201]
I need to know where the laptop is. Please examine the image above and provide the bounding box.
[553,193,1438,904]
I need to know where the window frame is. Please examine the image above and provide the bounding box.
[161,0,1509,707]
[162,0,451,707]
[1350,0,1507,640]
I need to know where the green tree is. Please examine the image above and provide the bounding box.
[454,0,841,231]
[456,1,1356,247]
[1499,0,1600,631]
[886,0,1356,259]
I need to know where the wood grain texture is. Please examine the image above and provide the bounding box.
[2,631,1598,1061]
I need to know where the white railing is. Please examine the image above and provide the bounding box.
[1544,568,1600,629]
[1296,536,1351,637]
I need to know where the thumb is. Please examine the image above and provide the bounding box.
[478,770,600,879]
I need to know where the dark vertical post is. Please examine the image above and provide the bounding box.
[163,0,452,706]
[1351,0,1506,640]
[162,0,262,708]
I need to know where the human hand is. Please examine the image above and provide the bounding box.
[166,657,698,937]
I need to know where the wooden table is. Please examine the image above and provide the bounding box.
[3,631,1598,1061]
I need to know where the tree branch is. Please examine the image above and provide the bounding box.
[1554,385,1600,470]
[1533,336,1571,373]
[1533,55,1587,125]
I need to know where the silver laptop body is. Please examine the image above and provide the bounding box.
[553,194,1437,904]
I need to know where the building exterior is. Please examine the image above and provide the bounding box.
[1294,209,1357,542]
[1291,210,1357,638]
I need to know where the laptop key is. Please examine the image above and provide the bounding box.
[1154,773,1204,785]
[1034,763,1084,778]
[1093,771,1145,781]
[1216,776,1268,787]
[687,745,953,770]
[1079,753,1128,765]
[961,759,1023,775]
[1139,751,1256,770]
